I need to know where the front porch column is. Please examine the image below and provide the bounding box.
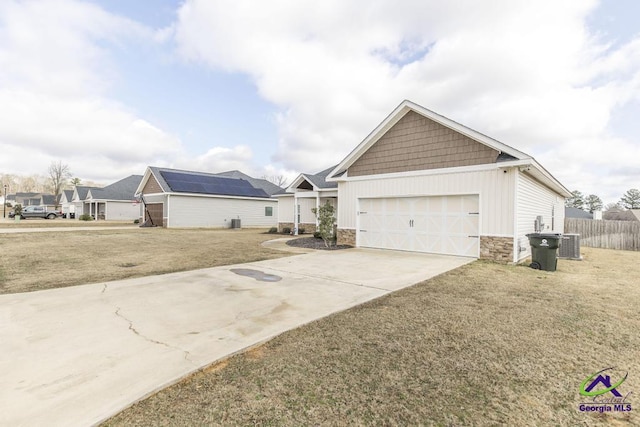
[315,195,320,228]
[293,195,298,235]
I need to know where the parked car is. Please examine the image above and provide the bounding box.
[10,206,61,219]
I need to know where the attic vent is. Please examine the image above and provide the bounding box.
[497,152,518,162]
[559,234,581,260]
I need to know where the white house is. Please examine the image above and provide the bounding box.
[322,100,571,263]
[136,167,281,228]
[83,175,143,221]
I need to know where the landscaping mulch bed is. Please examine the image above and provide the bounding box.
[285,236,352,250]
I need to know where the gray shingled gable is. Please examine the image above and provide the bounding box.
[89,175,143,201]
[75,186,99,200]
[301,165,338,189]
[62,190,74,202]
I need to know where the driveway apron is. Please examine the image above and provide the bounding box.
[0,248,473,426]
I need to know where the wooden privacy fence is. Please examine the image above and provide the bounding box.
[564,218,640,251]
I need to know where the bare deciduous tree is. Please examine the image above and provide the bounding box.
[48,161,71,207]
[262,175,289,188]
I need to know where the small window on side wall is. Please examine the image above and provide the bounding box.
[265,206,273,216]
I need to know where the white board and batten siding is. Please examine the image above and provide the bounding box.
[515,172,565,261]
[277,196,294,223]
[338,168,517,239]
[167,195,278,228]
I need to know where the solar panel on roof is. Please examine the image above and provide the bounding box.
[160,171,269,198]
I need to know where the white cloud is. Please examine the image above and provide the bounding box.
[174,0,640,203]
[0,0,181,182]
[185,145,254,174]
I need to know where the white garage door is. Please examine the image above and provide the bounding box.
[358,195,480,257]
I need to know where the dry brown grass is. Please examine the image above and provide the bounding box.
[0,228,289,294]
[105,247,640,426]
[0,219,134,228]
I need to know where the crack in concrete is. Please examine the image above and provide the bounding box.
[259,267,393,292]
[101,284,107,294]
[114,307,193,362]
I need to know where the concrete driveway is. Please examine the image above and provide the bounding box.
[0,248,473,426]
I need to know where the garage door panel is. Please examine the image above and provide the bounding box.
[358,195,479,258]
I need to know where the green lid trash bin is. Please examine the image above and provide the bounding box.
[526,233,561,271]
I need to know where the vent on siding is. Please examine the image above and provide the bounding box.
[559,234,581,260]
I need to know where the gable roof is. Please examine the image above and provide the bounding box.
[304,166,338,189]
[87,175,143,201]
[328,99,571,198]
[74,185,99,201]
[565,206,593,219]
[61,190,74,203]
[282,165,339,195]
[137,167,274,199]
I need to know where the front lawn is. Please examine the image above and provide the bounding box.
[0,228,289,294]
[105,247,640,426]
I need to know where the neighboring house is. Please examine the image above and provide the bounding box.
[565,206,593,219]
[603,209,640,221]
[324,100,571,263]
[8,192,59,208]
[136,167,280,228]
[59,190,75,217]
[275,166,338,233]
[13,192,44,206]
[84,175,143,221]
[71,185,100,218]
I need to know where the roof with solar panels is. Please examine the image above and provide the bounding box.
[136,167,283,199]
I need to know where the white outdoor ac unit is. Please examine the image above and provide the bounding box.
[559,234,581,260]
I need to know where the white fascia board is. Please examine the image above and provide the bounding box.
[292,191,320,198]
[327,99,532,181]
[333,161,515,182]
[285,174,306,192]
[286,174,319,192]
[167,192,277,202]
[134,167,153,195]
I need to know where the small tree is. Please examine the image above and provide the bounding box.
[620,189,640,209]
[565,190,585,210]
[311,201,336,248]
[584,194,603,213]
[70,177,81,187]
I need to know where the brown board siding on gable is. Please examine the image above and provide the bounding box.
[348,110,500,177]
[142,175,163,194]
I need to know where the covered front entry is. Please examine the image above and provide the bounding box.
[357,195,480,257]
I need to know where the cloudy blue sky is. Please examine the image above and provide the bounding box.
[0,0,638,203]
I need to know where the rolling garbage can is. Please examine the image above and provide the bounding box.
[526,233,561,271]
